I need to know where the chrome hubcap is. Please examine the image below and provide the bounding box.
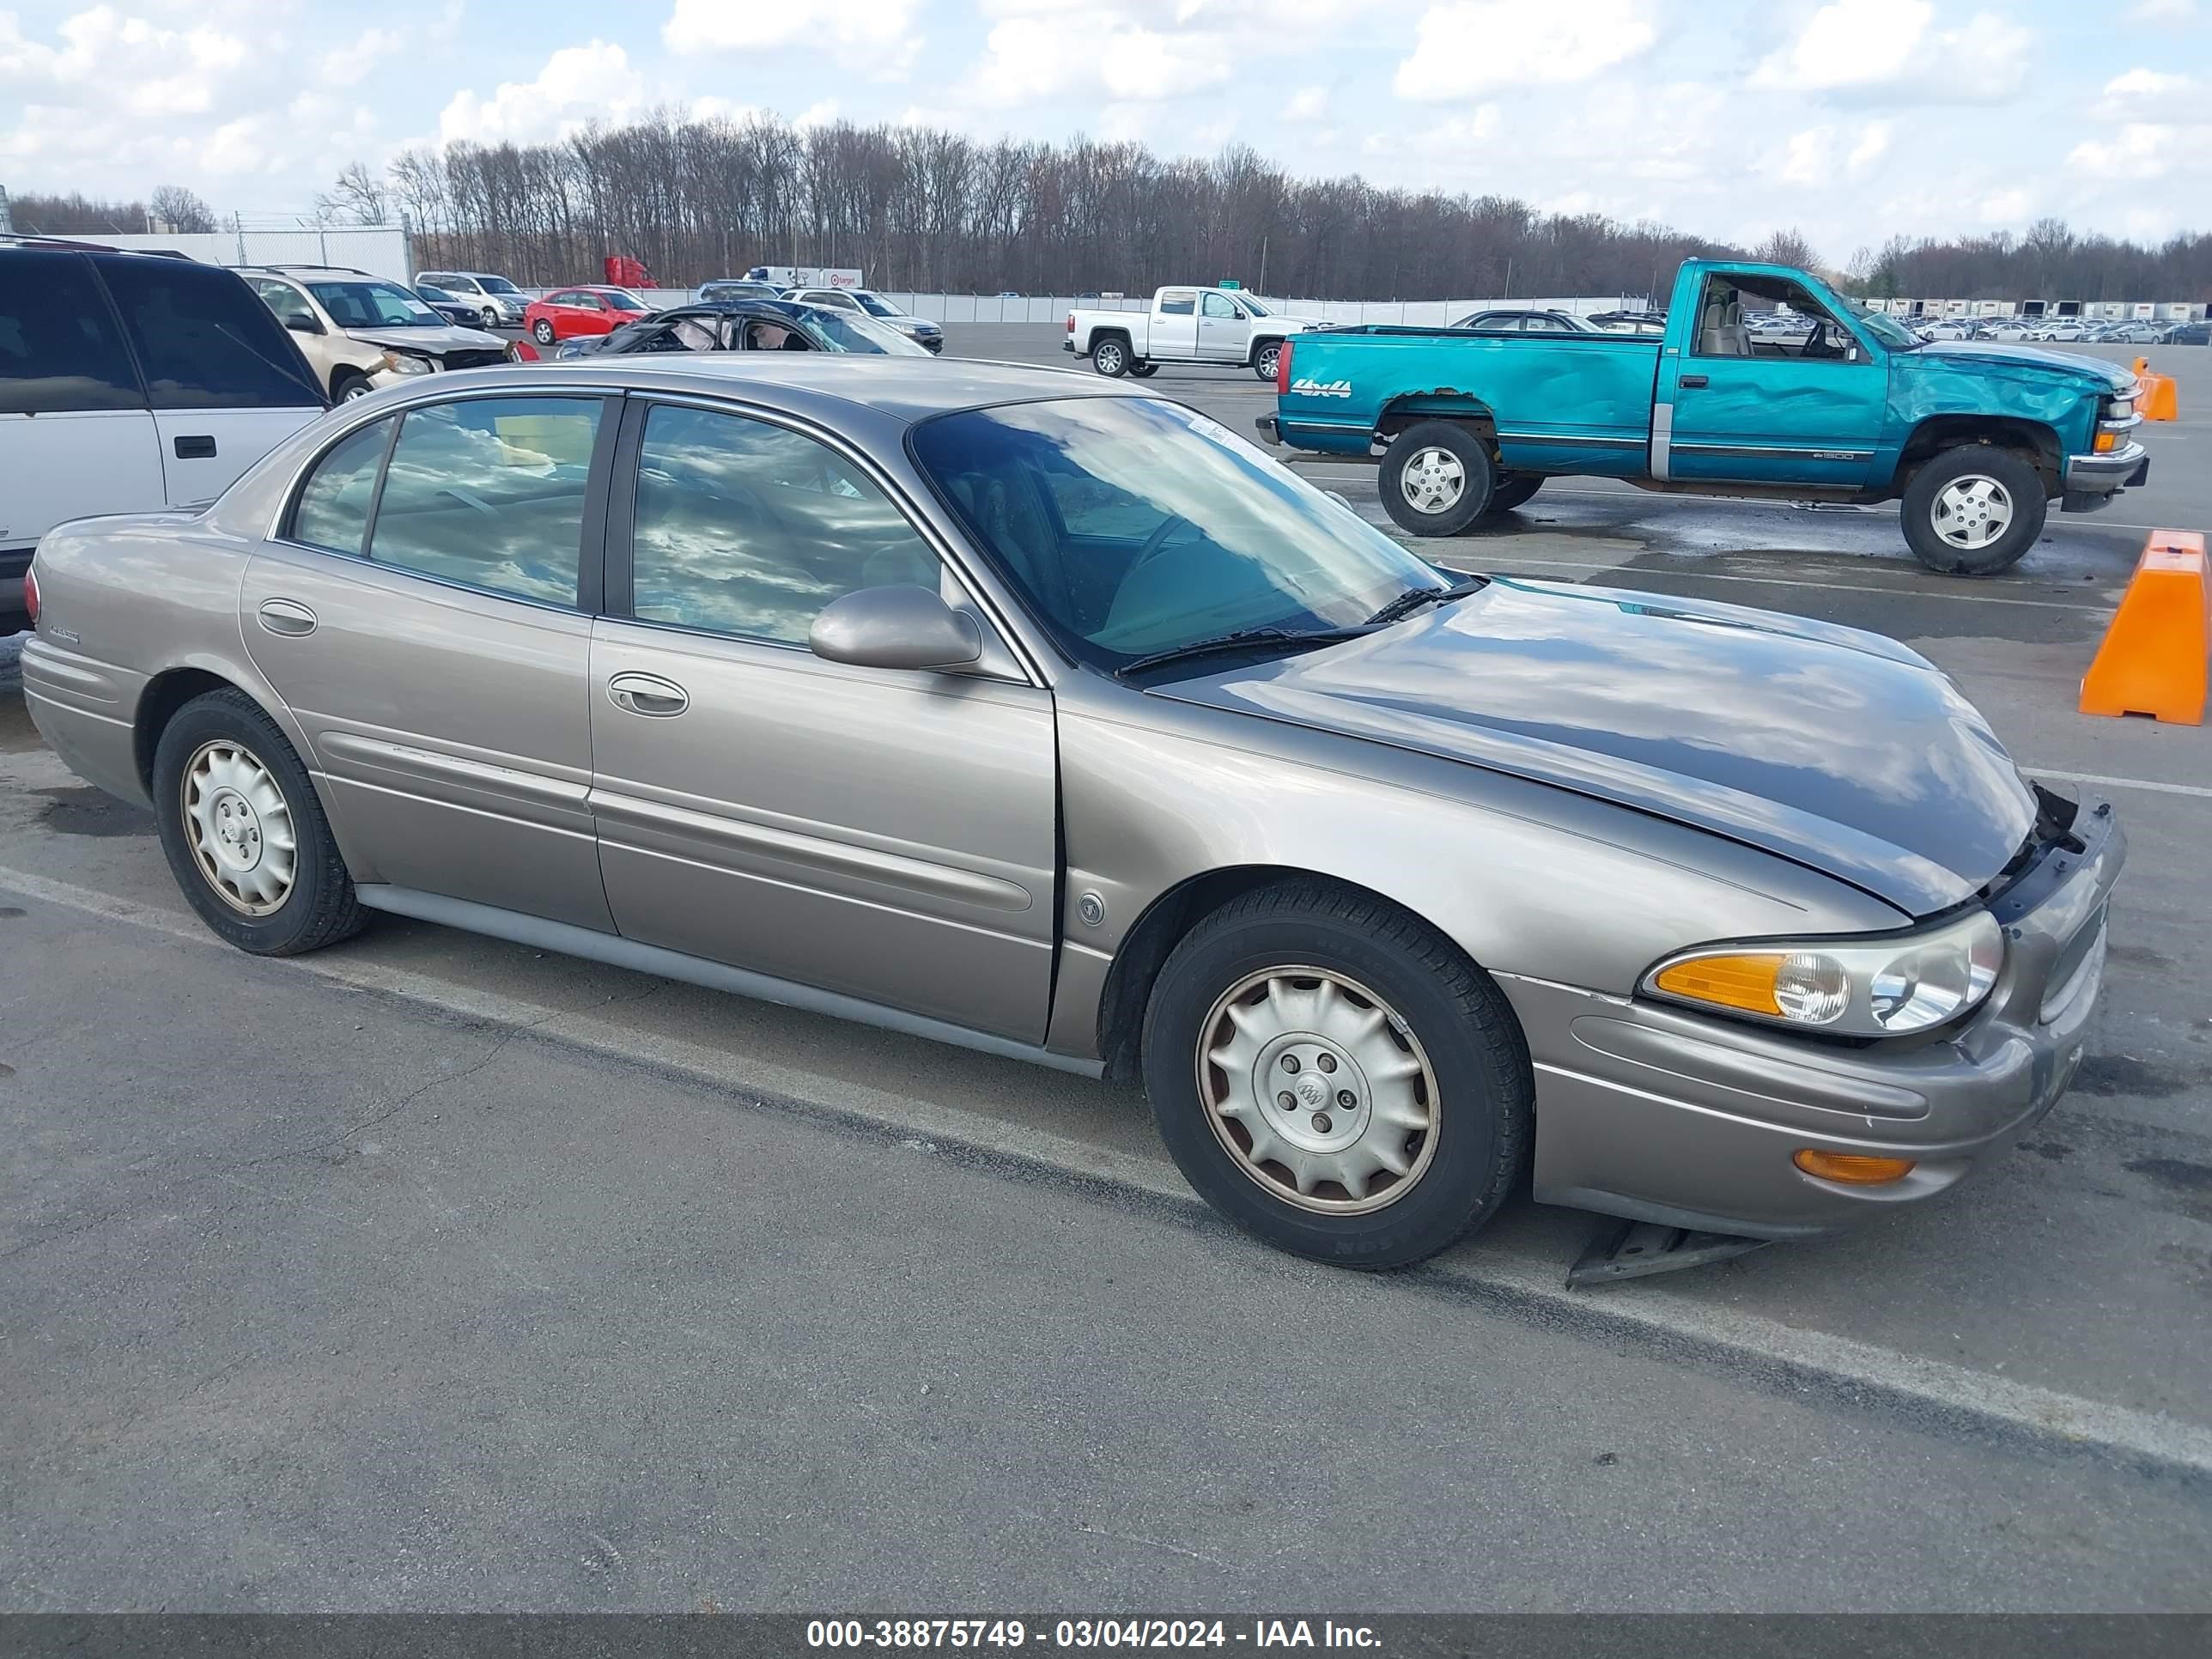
[1401,447,1467,514]
[183,740,297,916]
[1932,474,2014,550]
[1258,347,1279,374]
[1197,967,1438,1214]
[1098,343,1123,373]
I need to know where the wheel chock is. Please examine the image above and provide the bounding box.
[2079,530,2209,724]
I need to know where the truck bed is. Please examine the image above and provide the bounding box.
[1279,329,1662,473]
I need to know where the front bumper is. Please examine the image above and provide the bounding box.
[2061,441,2150,512]
[1508,801,2124,1240]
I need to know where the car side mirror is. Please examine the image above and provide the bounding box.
[810,584,983,672]
[283,313,322,334]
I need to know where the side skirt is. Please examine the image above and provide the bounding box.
[354,884,1106,1079]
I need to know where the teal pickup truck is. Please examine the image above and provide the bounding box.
[1258,258,2149,574]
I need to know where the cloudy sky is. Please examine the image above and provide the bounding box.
[3,0,2207,258]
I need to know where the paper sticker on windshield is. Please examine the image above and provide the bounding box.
[1175,410,1243,447]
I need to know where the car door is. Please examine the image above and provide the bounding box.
[95,255,325,507]
[1660,270,1884,489]
[1152,290,1199,359]
[240,391,620,931]
[0,250,164,559]
[1198,291,1249,362]
[588,397,1059,1042]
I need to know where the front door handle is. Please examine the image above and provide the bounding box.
[607,672,689,717]
[173,434,217,459]
[1678,374,1710,388]
[256,598,317,636]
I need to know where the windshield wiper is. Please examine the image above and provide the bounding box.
[1363,576,1485,629]
[1115,626,1367,680]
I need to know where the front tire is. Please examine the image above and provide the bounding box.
[1092,335,1132,378]
[332,369,373,402]
[1142,880,1530,1268]
[532,319,556,345]
[1129,362,1160,378]
[1901,445,2046,574]
[482,307,501,328]
[1379,420,1496,537]
[152,689,366,957]
[1253,340,1284,381]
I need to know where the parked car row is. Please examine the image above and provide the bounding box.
[1905,314,2185,345]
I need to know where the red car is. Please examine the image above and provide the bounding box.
[522,285,650,346]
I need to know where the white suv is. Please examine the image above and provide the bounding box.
[2,241,325,618]
[412,270,530,328]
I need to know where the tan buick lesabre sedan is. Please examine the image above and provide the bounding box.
[22,358,2122,1273]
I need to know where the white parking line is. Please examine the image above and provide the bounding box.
[2024,769,2212,800]
[6,858,2211,1477]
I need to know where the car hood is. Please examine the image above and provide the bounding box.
[1909,341,2135,391]
[1153,578,2036,916]
[348,323,507,352]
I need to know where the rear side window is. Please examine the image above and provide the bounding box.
[1158,294,1196,317]
[97,258,323,410]
[0,251,145,415]
[289,418,393,556]
[368,396,604,606]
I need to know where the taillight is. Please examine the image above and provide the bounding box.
[1275,337,1293,394]
[22,565,38,627]
[1065,313,1075,333]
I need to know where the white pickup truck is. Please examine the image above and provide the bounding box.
[1064,287,1323,380]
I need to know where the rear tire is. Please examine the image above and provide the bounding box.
[1092,336,1132,378]
[152,690,366,957]
[1901,445,2046,575]
[1486,476,1543,515]
[1141,880,1530,1268]
[532,318,557,345]
[1379,420,1496,537]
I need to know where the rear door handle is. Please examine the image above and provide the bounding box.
[173,434,217,459]
[607,672,689,717]
[1678,374,1710,388]
[256,599,317,636]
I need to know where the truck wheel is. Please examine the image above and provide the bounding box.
[1253,341,1284,381]
[1141,878,1530,1268]
[1901,447,2047,575]
[1380,421,1495,537]
[1486,477,1543,515]
[1092,336,1132,378]
[1130,362,1160,378]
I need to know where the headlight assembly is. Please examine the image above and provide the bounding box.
[1643,908,2004,1037]
[380,351,434,376]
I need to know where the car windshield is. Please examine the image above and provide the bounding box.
[789,305,931,355]
[850,291,900,318]
[1833,292,1920,350]
[604,291,648,313]
[909,397,1452,672]
[308,281,442,328]
[478,277,521,295]
[1238,295,1270,316]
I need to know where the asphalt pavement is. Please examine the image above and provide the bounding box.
[3,325,2209,1612]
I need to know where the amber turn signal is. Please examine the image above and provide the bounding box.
[1793,1149,1917,1185]
[1652,953,1782,1016]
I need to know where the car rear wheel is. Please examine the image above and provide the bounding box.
[1901,446,2046,575]
[152,690,366,957]
[532,319,556,345]
[1253,341,1284,381]
[1142,880,1530,1268]
[1379,420,1496,537]
[1092,336,1131,378]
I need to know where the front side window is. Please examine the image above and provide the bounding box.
[1202,293,1238,319]
[911,398,1448,671]
[97,258,322,410]
[289,417,392,555]
[367,396,604,605]
[0,250,145,415]
[307,281,442,329]
[628,403,941,646]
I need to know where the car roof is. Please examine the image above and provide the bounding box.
[491,354,1127,425]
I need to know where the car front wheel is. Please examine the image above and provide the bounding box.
[152,689,366,957]
[1142,880,1530,1268]
[1900,445,2047,575]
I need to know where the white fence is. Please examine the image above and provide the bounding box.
[83,227,412,282]
[586,290,1651,326]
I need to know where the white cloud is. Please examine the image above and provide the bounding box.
[1286,85,1328,120]
[964,14,1231,105]
[317,27,406,89]
[1752,2,2030,104]
[0,5,250,117]
[663,0,921,76]
[1774,119,1894,185]
[1393,2,1657,102]
[2092,68,2204,123]
[2126,0,2196,18]
[437,41,646,147]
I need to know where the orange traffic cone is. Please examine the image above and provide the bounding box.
[2079,531,2209,725]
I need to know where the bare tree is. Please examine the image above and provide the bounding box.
[315,161,391,227]
[149,185,216,233]
[1753,228,1820,270]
